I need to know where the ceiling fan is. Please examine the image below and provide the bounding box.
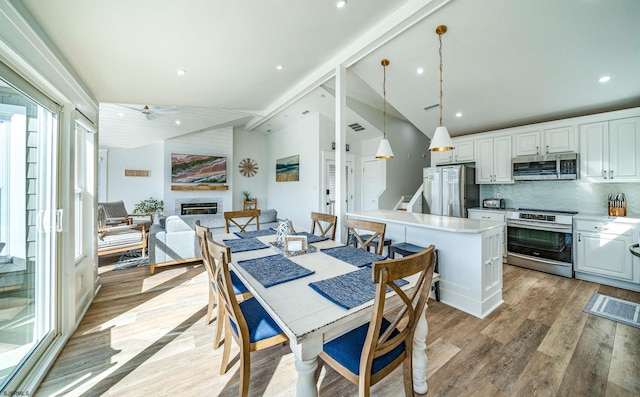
[119,104,179,120]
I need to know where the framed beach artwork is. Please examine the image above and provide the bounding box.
[171,153,227,184]
[276,154,300,182]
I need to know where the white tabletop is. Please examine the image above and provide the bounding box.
[211,232,420,344]
[347,209,504,233]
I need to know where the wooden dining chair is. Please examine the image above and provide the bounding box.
[319,245,436,397]
[311,211,337,240]
[344,218,387,256]
[209,238,288,397]
[195,221,251,349]
[224,209,261,233]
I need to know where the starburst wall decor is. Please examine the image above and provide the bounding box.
[238,158,258,177]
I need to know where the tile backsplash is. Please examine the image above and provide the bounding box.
[481,181,640,217]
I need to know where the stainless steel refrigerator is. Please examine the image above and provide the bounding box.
[423,164,479,217]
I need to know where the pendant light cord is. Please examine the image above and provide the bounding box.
[439,31,444,127]
[383,62,387,139]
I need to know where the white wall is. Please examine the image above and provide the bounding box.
[361,115,430,209]
[266,113,322,229]
[105,142,164,211]
[163,127,233,215]
[232,127,269,211]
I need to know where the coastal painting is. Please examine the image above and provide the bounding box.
[275,155,299,182]
[171,153,227,184]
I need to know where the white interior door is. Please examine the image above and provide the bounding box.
[362,158,383,211]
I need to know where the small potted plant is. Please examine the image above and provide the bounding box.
[243,191,252,200]
[133,197,164,223]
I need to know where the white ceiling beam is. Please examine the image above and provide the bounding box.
[245,0,453,132]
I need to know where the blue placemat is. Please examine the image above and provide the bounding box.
[309,268,408,310]
[236,254,315,288]
[321,245,386,268]
[222,238,269,253]
[295,231,329,244]
[233,229,276,239]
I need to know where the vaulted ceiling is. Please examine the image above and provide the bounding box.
[21,0,640,149]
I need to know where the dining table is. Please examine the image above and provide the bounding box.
[210,230,432,397]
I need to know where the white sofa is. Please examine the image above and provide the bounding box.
[148,209,280,274]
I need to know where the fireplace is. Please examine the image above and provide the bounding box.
[174,198,223,215]
[181,202,218,215]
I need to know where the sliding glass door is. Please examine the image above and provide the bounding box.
[0,75,58,391]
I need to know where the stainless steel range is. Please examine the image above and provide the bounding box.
[506,208,578,278]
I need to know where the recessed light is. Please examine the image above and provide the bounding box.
[336,1,347,8]
[276,64,284,70]
[417,67,424,74]
[176,69,187,76]
[175,120,181,125]
[456,112,462,118]
[118,112,124,117]
[598,75,610,83]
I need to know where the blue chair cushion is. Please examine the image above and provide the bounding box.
[323,318,405,376]
[359,234,392,245]
[211,270,250,296]
[229,297,284,343]
[391,242,425,253]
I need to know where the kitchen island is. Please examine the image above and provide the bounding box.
[347,210,504,318]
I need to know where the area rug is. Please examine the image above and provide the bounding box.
[584,293,640,329]
[113,249,149,270]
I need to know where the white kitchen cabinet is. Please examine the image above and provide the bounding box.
[574,216,640,290]
[475,136,512,184]
[513,126,575,156]
[579,117,640,182]
[545,126,575,154]
[432,139,474,165]
[468,209,508,258]
[513,130,541,156]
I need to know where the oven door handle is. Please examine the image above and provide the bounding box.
[507,219,573,233]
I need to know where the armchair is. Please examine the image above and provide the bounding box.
[98,200,154,225]
[97,204,149,257]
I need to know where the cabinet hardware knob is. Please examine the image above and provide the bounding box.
[536,146,539,155]
[610,170,614,179]
[578,233,581,242]
[602,170,607,179]
[546,145,549,154]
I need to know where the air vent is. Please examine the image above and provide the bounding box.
[348,123,365,132]
[424,103,439,111]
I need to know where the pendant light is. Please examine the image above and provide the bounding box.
[376,58,394,159]
[428,25,454,152]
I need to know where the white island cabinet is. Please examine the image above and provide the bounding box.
[346,210,504,318]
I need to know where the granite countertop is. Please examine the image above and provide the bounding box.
[346,210,504,234]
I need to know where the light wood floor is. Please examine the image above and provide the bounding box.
[35,259,640,396]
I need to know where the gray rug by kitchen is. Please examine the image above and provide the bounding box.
[583,293,640,329]
[113,249,149,270]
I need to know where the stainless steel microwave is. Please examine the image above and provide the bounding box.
[512,153,577,180]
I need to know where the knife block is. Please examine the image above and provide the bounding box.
[608,204,627,217]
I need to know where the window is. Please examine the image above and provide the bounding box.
[73,121,94,261]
